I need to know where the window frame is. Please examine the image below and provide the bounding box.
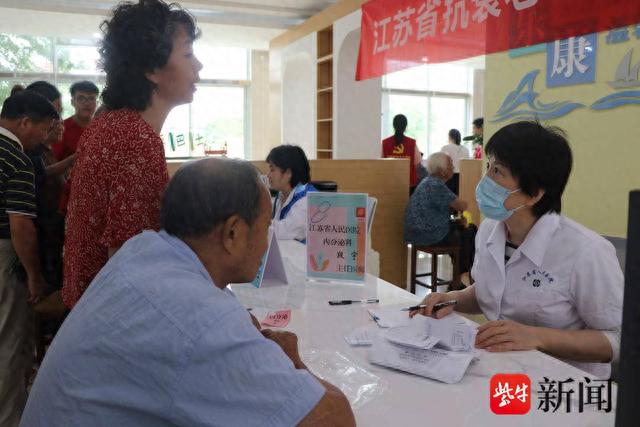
[381,87,471,156]
[1,34,252,160]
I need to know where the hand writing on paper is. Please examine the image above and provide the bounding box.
[475,320,542,352]
[262,329,305,369]
[409,292,456,319]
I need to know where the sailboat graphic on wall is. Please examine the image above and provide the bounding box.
[590,48,640,110]
[608,48,640,89]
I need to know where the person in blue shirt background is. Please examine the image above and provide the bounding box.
[21,157,354,426]
[266,144,317,242]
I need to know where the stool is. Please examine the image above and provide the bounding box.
[409,244,461,294]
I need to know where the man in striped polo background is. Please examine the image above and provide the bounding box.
[0,90,58,426]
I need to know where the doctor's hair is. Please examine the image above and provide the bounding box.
[472,117,484,129]
[160,158,263,239]
[485,121,573,218]
[266,144,311,187]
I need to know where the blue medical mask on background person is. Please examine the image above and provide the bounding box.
[476,175,524,221]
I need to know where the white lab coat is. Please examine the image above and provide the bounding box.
[472,213,623,378]
[272,184,310,241]
[441,143,470,173]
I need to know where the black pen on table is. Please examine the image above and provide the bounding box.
[328,299,379,305]
[400,300,458,312]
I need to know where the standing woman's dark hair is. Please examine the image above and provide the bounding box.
[393,114,408,146]
[100,0,200,110]
[266,145,311,187]
[448,129,461,145]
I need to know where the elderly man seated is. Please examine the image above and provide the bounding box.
[404,153,475,272]
[21,158,355,426]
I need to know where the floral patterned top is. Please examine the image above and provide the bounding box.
[404,175,456,245]
[62,109,169,308]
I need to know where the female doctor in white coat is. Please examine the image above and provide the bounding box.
[412,121,623,378]
[266,145,317,242]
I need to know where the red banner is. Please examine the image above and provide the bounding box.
[356,0,640,81]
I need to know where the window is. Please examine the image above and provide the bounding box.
[55,43,101,75]
[161,46,249,159]
[0,33,104,120]
[0,34,53,74]
[0,33,251,160]
[195,46,248,80]
[382,63,473,156]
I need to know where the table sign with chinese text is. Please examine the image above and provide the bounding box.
[252,229,288,288]
[306,192,368,283]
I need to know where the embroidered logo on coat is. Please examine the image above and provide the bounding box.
[522,269,555,288]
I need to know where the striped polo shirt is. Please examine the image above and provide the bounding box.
[0,127,36,239]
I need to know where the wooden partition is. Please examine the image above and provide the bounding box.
[167,158,410,288]
[459,159,483,226]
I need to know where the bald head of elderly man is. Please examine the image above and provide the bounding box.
[22,157,355,427]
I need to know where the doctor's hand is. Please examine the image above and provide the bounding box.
[475,320,542,352]
[409,292,456,319]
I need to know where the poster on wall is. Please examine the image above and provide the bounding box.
[306,193,368,283]
[356,0,640,81]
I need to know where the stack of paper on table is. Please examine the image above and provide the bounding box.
[366,313,478,383]
[368,337,475,384]
[344,326,379,346]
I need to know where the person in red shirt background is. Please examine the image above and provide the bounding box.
[381,114,421,194]
[52,81,99,161]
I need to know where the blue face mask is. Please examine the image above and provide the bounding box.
[475,175,523,221]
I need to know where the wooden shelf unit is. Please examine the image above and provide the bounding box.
[316,25,333,159]
[317,120,333,151]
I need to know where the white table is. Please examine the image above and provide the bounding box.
[231,241,616,426]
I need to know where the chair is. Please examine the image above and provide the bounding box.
[409,244,462,294]
[310,180,338,192]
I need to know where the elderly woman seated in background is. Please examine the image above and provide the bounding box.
[404,152,474,272]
